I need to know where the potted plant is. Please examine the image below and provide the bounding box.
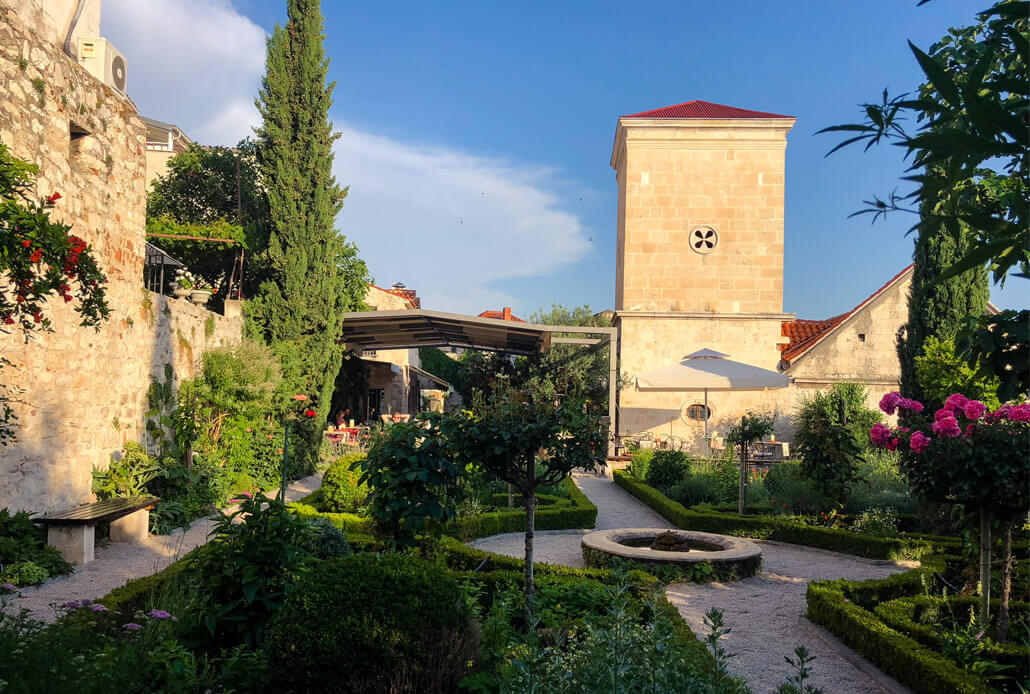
[172,268,195,299]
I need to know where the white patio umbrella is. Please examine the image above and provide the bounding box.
[635,348,789,452]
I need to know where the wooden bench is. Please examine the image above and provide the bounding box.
[41,497,158,565]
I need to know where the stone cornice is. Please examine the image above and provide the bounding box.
[615,311,795,321]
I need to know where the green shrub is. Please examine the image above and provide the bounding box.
[644,450,690,490]
[667,474,721,507]
[446,476,596,539]
[300,516,352,559]
[0,508,72,579]
[186,491,315,649]
[319,453,367,512]
[264,553,479,693]
[765,462,827,515]
[0,560,48,586]
[847,450,915,515]
[629,448,654,480]
[852,507,900,538]
[92,442,159,500]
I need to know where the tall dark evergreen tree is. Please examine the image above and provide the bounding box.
[251,0,368,453]
[897,171,989,404]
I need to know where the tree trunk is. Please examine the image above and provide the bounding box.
[997,520,1013,643]
[523,486,536,630]
[979,508,991,626]
[738,416,747,516]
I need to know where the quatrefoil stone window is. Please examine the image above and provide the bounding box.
[689,225,719,254]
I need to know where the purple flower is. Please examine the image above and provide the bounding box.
[963,401,986,420]
[90,604,107,612]
[123,622,143,631]
[879,392,902,415]
[975,630,984,640]
[60,600,81,609]
[932,416,962,438]
[1,583,16,591]
[909,431,931,454]
[148,609,174,620]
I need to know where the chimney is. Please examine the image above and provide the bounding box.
[502,307,512,321]
[392,282,406,289]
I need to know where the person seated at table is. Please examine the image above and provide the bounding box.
[335,408,350,427]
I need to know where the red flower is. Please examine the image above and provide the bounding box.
[20,239,30,248]
[32,311,42,323]
[304,409,317,418]
[3,314,13,325]
[47,192,62,204]
[29,249,42,263]
[266,434,274,440]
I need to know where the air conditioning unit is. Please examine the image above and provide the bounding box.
[77,38,127,96]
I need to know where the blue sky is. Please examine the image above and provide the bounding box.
[105,0,1027,317]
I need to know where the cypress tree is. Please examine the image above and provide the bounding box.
[251,0,368,454]
[898,170,989,403]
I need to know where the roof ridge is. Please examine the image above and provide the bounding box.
[780,264,914,363]
[622,99,794,120]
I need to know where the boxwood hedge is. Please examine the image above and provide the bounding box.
[613,470,943,560]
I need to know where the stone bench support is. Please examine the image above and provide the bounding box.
[110,508,149,543]
[48,524,95,565]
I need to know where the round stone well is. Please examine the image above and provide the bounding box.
[582,528,762,581]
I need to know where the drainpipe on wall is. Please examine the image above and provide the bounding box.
[62,0,88,58]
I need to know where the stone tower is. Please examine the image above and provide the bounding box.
[612,100,797,447]
[612,100,795,313]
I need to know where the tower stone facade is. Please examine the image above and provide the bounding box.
[613,101,797,447]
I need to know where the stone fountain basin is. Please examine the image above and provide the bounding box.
[582,528,761,566]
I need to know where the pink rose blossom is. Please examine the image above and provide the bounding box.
[944,393,969,412]
[965,424,977,437]
[885,437,900,451]
[909,431,931,453]
[879,392,902,415]
[899,398,924,413]
[932,416,962,438]
[1007,405,1030,422]
[963,401,987,420]
[870,423,892,446]
[935,408,955,422]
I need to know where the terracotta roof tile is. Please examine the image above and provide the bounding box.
[780,264,914,364]
[623,100,793,120]
[478,307,524,322]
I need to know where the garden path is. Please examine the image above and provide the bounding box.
[5,472,323,623]
[469,472,911,694]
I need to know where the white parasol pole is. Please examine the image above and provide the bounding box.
[704,388,709,456]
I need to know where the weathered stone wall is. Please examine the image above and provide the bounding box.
[0,4,242,513]
[362,285,420,416]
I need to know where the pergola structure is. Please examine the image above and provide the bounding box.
[339,309,619,452]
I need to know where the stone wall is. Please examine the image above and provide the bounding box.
[0,4,242,513]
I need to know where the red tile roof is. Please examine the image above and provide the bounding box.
[623,100,793,120]
[478,307,524,322]
[369,284,420,309]
[780,264,914,364]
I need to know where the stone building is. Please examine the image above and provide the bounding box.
[612,100,912,450]
[142,116,191,190]
[0,0,242,513]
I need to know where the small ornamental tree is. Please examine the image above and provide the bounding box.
[446,383,606,626]
[0,140,110,444]
[357,416,462,548]
[870,393,1029,641]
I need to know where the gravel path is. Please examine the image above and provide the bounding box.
[469,472,912,694]
[6,473,322,622]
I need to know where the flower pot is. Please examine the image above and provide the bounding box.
[172,287,190,299]
[189,290,212,305]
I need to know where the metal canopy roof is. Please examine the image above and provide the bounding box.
[339,309,615,355]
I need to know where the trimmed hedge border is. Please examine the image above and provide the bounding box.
[613,470,943,560]
[873,595,1029,678]
[582,544,761,583]
[290,477,597,541]
[806,578,986,694]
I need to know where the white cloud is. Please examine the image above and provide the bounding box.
[102,0,266,143]
[102,0,590,313]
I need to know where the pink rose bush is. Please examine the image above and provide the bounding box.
[870,392,1030,517]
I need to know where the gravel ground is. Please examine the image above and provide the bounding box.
[5,473,322,622]
[469,472,912,694]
